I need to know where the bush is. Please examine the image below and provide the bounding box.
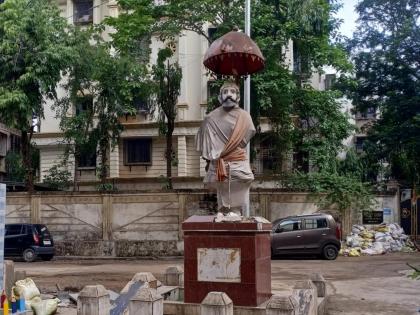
[43,165,72,190]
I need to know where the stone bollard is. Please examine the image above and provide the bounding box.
[164,266,184,286]
[292,280,317,315]
[201,292,233,315]
[77,285,110,315]
[4,260,14,298]
[266,294,299,315]
[122,272,157,293]
[128,287,163,315]
[310,273,326,298]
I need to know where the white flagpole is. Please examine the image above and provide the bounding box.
[244,0,251,218]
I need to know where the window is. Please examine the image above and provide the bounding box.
[6,225,22,236]
[77,146,96,169]
[73,0,93,25]
[133,94,150,114]
[305,218,328,229]
[293,41,310,75]
[324,74,336,90]
[277,219,302,232]
[75,96,93,116]
[355,137,366,153]
[208,27,218,41]
[357,107,376,120]
[10,134,20,153]
[124,138,152,165]
[293,150,309,173]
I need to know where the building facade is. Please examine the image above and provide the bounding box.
[34,0,338,191]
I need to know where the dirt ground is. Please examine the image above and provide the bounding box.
[14,252,420,315]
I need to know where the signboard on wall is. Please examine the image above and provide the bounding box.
[362,210,383,224]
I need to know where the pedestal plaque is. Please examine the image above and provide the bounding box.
[183,215,272,307]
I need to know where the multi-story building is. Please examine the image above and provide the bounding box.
[354,107,377,153]
[0,123,21,182]
[34,0,341,191]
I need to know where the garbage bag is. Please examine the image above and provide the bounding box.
[360,230,374,239]
[371,242,385,254]
[375,224,389,233]
[14,278,41,303]
[349,248,360,257]
[346,235,363,247]
[352,225,365,234]
[31,298,60,315]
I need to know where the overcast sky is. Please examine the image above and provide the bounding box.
[336,0,359,38]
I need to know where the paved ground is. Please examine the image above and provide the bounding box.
[14,252,420,315]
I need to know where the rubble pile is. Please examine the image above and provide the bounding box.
[341,223,417,257]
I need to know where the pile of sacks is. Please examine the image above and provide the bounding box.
[14,278,59,315]
[342,223,417,257]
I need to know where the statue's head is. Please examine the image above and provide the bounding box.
[218,82,240,109]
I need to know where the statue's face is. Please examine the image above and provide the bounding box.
[219,84,240,108]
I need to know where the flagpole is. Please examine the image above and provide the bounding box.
[244,0,251,218]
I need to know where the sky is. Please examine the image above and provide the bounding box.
[336,0,359,38]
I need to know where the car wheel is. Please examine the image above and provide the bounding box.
[23,248,37,262]
[40,254,54,261]
[322,244,338,260]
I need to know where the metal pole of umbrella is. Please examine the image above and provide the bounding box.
[244,0,251,218]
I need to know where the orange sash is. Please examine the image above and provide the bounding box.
[216,111,248,181]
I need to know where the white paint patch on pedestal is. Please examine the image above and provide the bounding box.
[197,248,241,283]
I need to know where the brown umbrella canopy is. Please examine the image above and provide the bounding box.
[203,31,265,76]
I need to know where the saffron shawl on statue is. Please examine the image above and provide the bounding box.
[196,106,255,210]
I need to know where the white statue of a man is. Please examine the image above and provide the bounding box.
[196,82,256,214]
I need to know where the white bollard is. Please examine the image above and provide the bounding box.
[292,280,317,315]
[266,294,299,315]
[200,292,233,315]
[164,266,184,286]
[128,287,163,315]
[310,273,326,298]
[122,272,158,293]
[77,285,110,315]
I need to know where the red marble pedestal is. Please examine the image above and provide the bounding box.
[183,215,272,307]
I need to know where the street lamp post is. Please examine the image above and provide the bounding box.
[244,0,251,217]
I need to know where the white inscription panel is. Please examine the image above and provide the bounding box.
[197,248,241,283]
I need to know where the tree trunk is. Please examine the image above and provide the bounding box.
[21,130,34,192]
[73,147,79,192]
[166,122,174,190]
[99,139,108,185]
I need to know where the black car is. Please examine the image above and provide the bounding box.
[5,224,55,262]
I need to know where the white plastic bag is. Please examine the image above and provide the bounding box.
[31,298,60,315]
[14,278,41,302]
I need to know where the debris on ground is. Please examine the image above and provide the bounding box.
[340,223,417,256]
[14,278,59,315]
[407,263,420,280]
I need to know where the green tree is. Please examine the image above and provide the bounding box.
[151,48,182,189]
[149,0,352,172]
[43,163,72,191]
[106,0,360,204]
[342,0,420,188]
[286,171,374,214]
[0,0,75,191]
[55,27,148,188]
